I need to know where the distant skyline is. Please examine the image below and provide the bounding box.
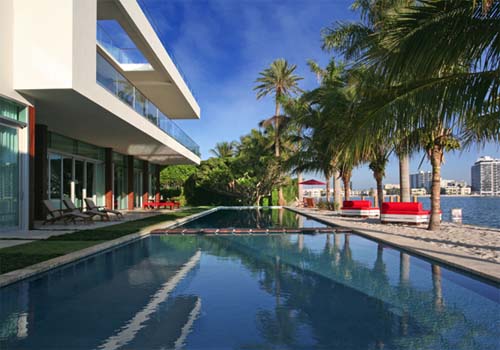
[141,0,499,189]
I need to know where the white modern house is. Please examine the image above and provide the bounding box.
[0,0,201,230]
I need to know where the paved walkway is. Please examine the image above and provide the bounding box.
[0,209,182,248]
[287,207,500,283]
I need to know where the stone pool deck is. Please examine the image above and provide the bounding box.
[287,207,500,283]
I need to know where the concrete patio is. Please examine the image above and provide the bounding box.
[0,208,182,248]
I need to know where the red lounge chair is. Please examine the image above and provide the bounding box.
[380,202,441,224]
[341,200,380,218]
[143,201,174,210]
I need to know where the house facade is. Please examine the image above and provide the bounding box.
[0,0,201,230]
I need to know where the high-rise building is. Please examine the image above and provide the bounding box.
[471,156,500,196]
[410,171,432,191]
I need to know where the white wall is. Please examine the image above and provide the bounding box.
[13,0,75,89]
[0,0,31,104]
[73,0,97,89]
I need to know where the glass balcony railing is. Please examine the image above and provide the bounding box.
[96,52,200,156]
[97,22,150,65]
[97,20,197,100]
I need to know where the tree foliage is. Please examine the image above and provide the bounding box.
[160,165,197,189]
[184,129,287,206]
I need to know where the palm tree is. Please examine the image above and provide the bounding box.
[368,144,391,208]
[322,0,414,203]
[356,0,500,230]
[255,59,303,205]
[209,141,237,158]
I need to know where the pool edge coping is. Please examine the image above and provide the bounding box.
[0,208,218,288]
[286,206,500,284]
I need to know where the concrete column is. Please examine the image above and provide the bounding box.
[34,122,49,223]
[127,156,134,210]
[142,161,149,205]
[105,148,113,209]
[155,165,161,202]
[29,107,42,229]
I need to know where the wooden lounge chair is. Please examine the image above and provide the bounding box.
[63,198,108,221]
[42,200,93,225]
[84,198,123,220]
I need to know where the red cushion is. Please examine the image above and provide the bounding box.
[381,202,426,214]
[342,200,372,209]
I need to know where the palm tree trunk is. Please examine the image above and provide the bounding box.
[334,170,341,210]
[342,170,351,200]
[325,174,331,203]
[374,171,384,209]
[428,145,443,231]
[297,171,303,202]
[274,100,286,206]
[274,100,280,157]
[399,154,410,202]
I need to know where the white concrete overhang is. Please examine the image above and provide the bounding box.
[97,0,200,120]
[21,88,200,165]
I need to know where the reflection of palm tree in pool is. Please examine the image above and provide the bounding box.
[297,235,304,252]
[432,265,444,312]
[399,253,411,336]
[332,233,342,265]
[192,235,481,349]
[342,234,353,280]
[324,233,331,252]
[373,244,386,276]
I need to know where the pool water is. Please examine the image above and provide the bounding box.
[0,209,498,349]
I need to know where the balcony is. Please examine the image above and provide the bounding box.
[97,21,151,68]
[96,52,200,156]
[97,20,197,100]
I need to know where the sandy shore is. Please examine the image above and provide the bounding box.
[294,208,500,264]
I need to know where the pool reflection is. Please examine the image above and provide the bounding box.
[0,231,498,350]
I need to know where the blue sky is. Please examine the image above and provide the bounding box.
[140,0,499,189]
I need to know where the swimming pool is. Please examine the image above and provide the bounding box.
[0,208,498,349]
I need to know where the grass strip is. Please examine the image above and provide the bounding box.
[0,207,209,274]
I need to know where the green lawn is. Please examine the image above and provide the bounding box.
[0,207,209,274]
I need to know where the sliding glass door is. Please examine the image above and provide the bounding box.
[48,152,102,209]
[133,169,143,208]
[0,124,19,228]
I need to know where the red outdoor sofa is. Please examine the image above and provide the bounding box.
[380,202,441,224]
[341,200,380,218]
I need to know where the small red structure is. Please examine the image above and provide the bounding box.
[341,200,380,218]
[380,202,441,224]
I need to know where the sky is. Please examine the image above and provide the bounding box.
[139,0,499,189]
